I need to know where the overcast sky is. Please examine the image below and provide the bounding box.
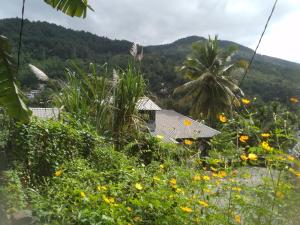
[1,0,300,63]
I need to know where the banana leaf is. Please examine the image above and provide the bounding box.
[44,0,93,18]
[0,35,31,122]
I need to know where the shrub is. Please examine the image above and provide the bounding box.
[6,118,99,183]
[0,169,27,214]
[123,134,195,165]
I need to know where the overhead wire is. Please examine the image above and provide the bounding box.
[17,0,26,72]
[239,0,279,87]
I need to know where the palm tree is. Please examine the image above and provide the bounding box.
[174,36,245,126]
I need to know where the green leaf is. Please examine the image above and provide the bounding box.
[44,0,94,18]
[0,35,31,122]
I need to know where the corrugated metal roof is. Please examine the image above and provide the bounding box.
[152,110,220,143]
[136,97,161,111]
[30,108,60,119]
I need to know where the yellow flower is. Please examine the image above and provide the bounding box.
[248,153,258,161]
[261,133,271,138]
[275,191,284,198]
[239,135,249,143]
[219,114,228,123]
[175,187,184,194]
[80,191,86,198]
[102,195,115,204]
[198,200,209,207]
[290,97,299,104]
[261,141,273,151]
[153,176,161,182]
[203,188,211,193]
[159,164,165,169]
[127,207,132,212]
[192,175,201,181]
[241,98,250,105]
[169,178,177,186]
[180,206,193,213]
[203,175,210,181]
[97,185,107,191]
[234,215,241,224]
[184,139,193,145]
[289,168,300,177]
[218,171,227,178]
[135,183,143,190]
[212,173,219,178]
[156,135,164,139]
[240,154,248,161]
[287,155,295,161]
[54,170,62,177]
[183,119,192,126]
[232,187,242,192]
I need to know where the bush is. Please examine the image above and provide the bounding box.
[0,169,27,214]
[6,118,99,183]
[123,134,195,165]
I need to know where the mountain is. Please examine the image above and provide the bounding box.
[1,18,300,105]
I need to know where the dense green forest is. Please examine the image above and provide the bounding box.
[1,18,300,106]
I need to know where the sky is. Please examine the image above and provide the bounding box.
[1,0,300,63]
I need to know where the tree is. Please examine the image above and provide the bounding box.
[174,36,245,126]
[0,0,91,121]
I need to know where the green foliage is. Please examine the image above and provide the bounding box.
[113,64,146,136]
[6,118,99,183]
[0,35,31,122]
[54,62,112,134]
[44,0,93,18]
[0,169,27,213]
[123,134,194,165]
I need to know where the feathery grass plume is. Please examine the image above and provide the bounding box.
[138,47,144,62]
[130,43,138,59]
[29,64,49,81]
[112,69,119,87]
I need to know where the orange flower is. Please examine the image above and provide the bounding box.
[184,139,193,145]
[183,119,192,126]
[219,114,228,123]
[241,98,250,105]
[290,97,299,104]
[239,135,249,143]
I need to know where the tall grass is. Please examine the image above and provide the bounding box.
[54,63,112,134]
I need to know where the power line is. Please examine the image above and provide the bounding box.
[17,0,26,72]
[239,0,279,87]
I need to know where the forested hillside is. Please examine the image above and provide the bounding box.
[1,18,300,104]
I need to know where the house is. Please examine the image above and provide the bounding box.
[136,97,161,131]
[30,108,60,120]
[136,97,220,143]
[152,110,220,143]
[28,98,220,144]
